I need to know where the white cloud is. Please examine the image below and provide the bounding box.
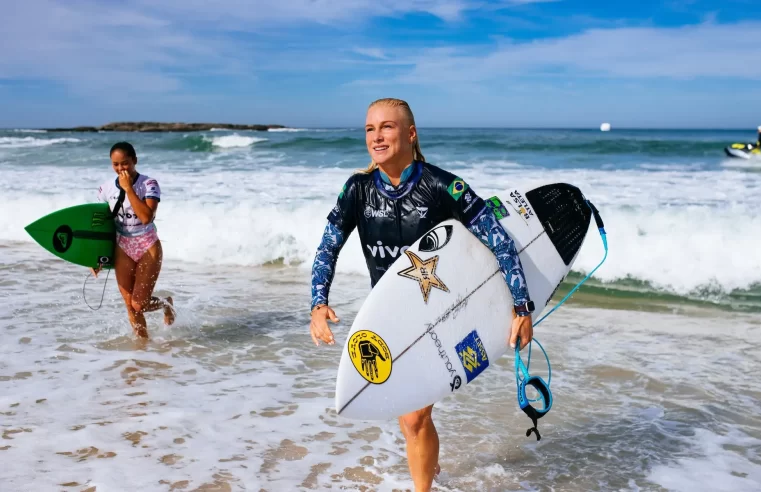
[366,20,761,86]
[352,48,388,60]
[0,0,493,96]
[2,1,758,102]
[135,0,478,25]
[492,0,561,5]
[0,0,259,96]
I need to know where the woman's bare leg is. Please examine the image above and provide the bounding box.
[398,404,440,492]
[130,240,168,331]
[114,244,147,338]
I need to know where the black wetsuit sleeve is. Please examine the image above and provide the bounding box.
[438,173,531,307]
[326,177,358,235]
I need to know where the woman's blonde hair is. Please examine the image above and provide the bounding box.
[361,98,425,174]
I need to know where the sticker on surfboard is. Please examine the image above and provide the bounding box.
[419,225,453,252]
[456,330,489,383]
[506,190,536,224]
[397,250,449,303]
[485,196,509,220]
[347,330,392,384]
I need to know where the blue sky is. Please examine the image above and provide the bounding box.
[1,0,760,128]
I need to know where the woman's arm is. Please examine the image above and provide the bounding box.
[311,222,348,310]
[466,207,531,309]
[309,221,350,346]
[119,171,159,225]
[439,173,532,310]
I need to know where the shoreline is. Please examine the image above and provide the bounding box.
[37,122,287,132]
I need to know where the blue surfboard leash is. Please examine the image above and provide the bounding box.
[516,198,608,441]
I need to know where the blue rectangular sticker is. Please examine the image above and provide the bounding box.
[455,330,489,383]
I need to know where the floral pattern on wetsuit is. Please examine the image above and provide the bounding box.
[310,222,347,311]
[466,207,530,306]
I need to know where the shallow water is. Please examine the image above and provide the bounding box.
[2,243,760,491]
[3,127,761,490]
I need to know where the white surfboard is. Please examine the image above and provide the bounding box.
[334,183,594,420]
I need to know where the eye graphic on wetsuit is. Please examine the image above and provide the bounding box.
[419,225,453,252]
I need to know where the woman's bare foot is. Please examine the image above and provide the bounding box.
[163,297,175,326]
[132,335,149,351]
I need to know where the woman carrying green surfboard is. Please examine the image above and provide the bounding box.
[92,142,175,339]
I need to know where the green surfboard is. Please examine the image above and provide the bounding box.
[24,203,116,269]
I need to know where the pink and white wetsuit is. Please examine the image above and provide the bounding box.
[97,173,162,262]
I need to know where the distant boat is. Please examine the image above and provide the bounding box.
[600,123,611,132]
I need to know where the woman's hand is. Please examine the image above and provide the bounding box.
[117,170,157,224]
[310,304,340,346]
[509,313,533,350]
[117,170,133,191]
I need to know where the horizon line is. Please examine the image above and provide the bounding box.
[1,126,757,132]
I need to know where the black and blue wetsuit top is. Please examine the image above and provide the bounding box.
[310,160,531,310]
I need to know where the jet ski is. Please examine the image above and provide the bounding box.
[725,142,761,159]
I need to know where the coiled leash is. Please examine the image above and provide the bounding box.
[516,199,608,441]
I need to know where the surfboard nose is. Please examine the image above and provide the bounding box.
[22,203,115,269]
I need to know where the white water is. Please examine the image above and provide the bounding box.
[206,134,268,148]
[0,136,81,148]
[1,155,759,296]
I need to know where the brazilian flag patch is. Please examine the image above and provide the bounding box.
[338,183,346,199]
[485,196,509,220]
[447,178,469,201]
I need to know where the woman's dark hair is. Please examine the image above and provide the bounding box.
[110,141,137,159]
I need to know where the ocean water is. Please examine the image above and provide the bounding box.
[1,127,760,491]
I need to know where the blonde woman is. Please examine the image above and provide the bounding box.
[309,98,534,491]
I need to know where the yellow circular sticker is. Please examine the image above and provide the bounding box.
[347,330,392,384]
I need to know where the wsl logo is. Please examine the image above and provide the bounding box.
[364,206,390,219]
[366,241,409,259]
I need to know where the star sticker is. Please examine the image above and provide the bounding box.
[397,250,449,303]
